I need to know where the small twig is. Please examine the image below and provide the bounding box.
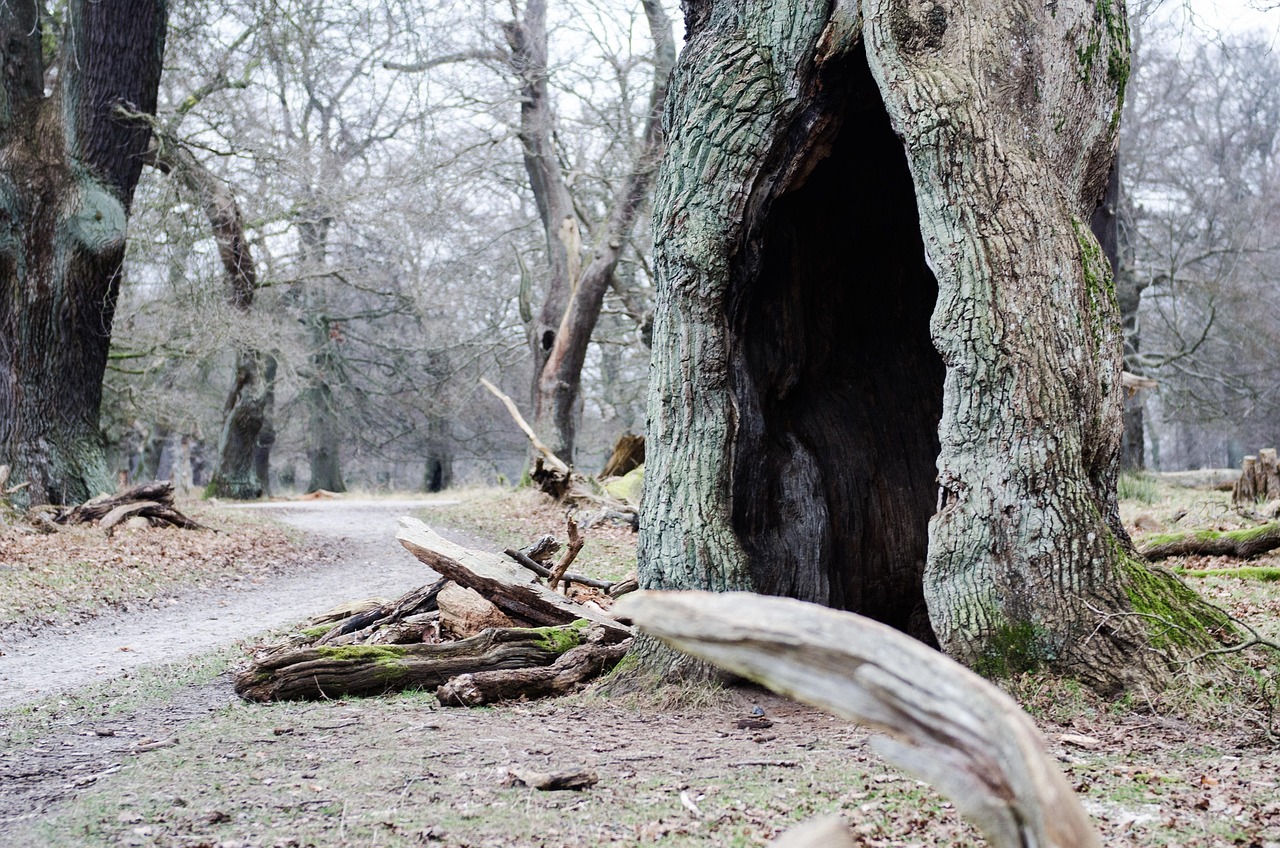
[548,516,585,592]
[504,547,618,592]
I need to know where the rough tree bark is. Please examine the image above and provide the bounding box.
[504,0,676,462]
[147,136,274,499]
[638,0,1228,693]
[0,1,168,506]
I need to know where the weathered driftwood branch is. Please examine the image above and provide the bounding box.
[315,580,445,645]
[1139,523,1280,561]
[436,638,631,706]
[235,623,589,702]
[504,547,639,598]
[480,377,570,476]
[397,517,632,642]
[615,591,1099,848]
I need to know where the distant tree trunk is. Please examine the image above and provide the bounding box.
[505,0,675,462]
[305,349,346,494]
[148,137,273,498]
[254,354,278,496]
[0,2,168,506]
[297,215,346,495]
[1091,157,1147,470]
[639,0,1228,693]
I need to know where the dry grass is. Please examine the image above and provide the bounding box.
[425,486,638,582]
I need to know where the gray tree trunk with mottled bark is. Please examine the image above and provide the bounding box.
[639,0,1227,693]
[0,1,168,506]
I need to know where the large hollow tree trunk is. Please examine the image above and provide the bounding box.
[638,0,1228,693]
[0,2,168,506]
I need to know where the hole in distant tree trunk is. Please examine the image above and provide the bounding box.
[541,330,556,351]
[727,45,943,644]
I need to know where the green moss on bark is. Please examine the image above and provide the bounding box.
[530,620,589,654]
[1118,558,1234,651]
[973,620,1054,679]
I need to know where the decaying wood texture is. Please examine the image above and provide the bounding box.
[506,767,599,791]
[1233,449,1280,505]
[600,433,645,479]
[617,591,1099,848]
[235,624,589,701]
[1139,523,1280,561]
[314,580,445,645]
[438,582,516,638]
[55,481,205,531]
[436,639,631,706]
[397,517,632,642]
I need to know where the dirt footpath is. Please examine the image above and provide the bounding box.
[0,499,459,709]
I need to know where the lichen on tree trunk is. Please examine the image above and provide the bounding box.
[639,0,1230,693]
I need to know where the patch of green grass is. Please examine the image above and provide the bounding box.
[1175,566,1280,581]
[1118,471,1160,505]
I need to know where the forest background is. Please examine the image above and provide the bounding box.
[98,0,1280,499]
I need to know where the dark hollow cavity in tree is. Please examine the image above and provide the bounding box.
[726,45,944,644]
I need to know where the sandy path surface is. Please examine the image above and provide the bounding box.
[0,499,465,709]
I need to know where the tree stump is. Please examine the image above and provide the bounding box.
[1233,449,1280,505]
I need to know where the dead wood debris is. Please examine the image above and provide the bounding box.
[235,519,633,703]
[54,481,206,533]
[479,378,641,529]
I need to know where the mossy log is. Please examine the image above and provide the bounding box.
[397,517,632,642]
[234,623,590,702]
[1139,523,1280,561]
[436,639,632,706]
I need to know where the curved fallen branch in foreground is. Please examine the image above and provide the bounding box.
[614,591,1099,848]
[1139,523,1280,561]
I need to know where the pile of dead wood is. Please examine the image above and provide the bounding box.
[1,476,205,535]
[53,481,206,533]
[234,516,634,704]
[480,378,644,529]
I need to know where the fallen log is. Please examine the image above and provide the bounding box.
[1138,523,1280,560]
[396,517,632,643]
[235,622,591,701]
[55,481,206,531]
[616,591,1099,848]
[436,638,631,706]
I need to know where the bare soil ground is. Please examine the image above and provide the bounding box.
[0,486,1277,847]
